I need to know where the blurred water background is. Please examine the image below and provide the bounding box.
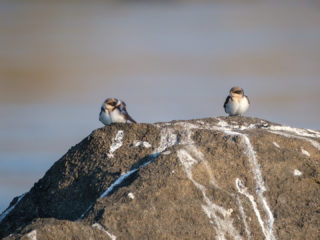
[1,0,320,212]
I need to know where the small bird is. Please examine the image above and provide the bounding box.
[224,87,250,116]
[99,98,136,125]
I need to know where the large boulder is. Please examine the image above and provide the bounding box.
[1,117,319,239]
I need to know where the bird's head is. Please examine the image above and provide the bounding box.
[230,86,244,97]
[103,98,119,111]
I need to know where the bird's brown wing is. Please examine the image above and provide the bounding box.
[223,96,232,109]
[116,103,137,123]
[124,112,137,123]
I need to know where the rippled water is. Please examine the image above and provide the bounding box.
[1,1,319,212]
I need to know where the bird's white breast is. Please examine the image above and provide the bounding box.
[110,109,126,123]
[237,97,249,114]
[225,100,237,116]
[225,97,249,116]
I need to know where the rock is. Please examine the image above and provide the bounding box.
[4,218,110,240]
[0,117,319,240]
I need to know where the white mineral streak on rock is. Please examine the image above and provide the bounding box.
[216,120,257,132]
[143,142,152,148]
[133,140,152,148]
[242,137,275,240]
[293,169,302,176]
[128,192,135,199]
[0,193,26,223]
[107,130,124,158]
[92,223,117,240]
[79,204,93,219]
[236,196,252,240]
[242,135,267,193]
[236,179,275,240]
[301,148,310,157]
[178,149,242,240]
[273,142,280,148]
[226,208,233,217]
[267,124,320,151]
[101,127,177,199]
[100,170,138,198]
[162,150,171,155]
[268,130,320,150]
[215,118,320,150]
[268,125,320,138]
[176,122,243,240]
[215,120,275,240]
[26,230,37,240]
[152,127,177,157]
[133,140,142,147]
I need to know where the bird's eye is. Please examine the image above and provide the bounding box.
[234,90,242,94]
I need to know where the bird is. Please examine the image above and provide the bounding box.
[223,87,250,116]
[99,98,136,125]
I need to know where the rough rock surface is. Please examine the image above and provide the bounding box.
[1,117,319,240]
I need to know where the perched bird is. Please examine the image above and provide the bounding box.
[224,87,250,116]
[99,98,136,125]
